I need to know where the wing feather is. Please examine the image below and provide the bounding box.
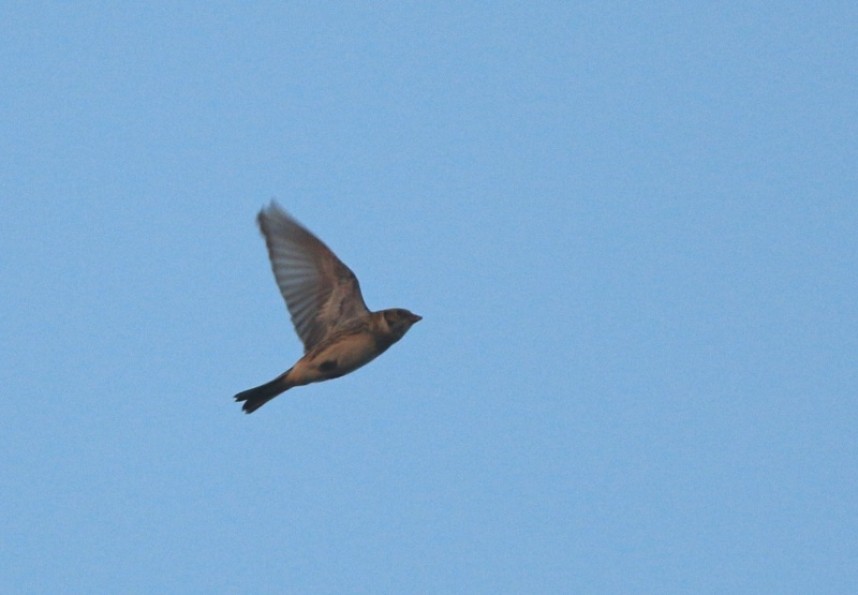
[257,202,370,352]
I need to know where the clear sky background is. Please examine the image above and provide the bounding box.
[2,3,856,593]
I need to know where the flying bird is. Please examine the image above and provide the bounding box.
[234,202,421,413]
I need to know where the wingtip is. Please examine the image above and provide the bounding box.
[260,199,286,217]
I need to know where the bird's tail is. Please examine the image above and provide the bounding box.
[234,369,293,414]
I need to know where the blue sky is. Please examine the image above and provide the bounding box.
[2,2,856,593]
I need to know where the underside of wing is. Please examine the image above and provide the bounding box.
[257,202,370,351]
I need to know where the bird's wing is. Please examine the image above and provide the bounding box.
[257,202,370,352]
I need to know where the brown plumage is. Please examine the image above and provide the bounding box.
[234,203,421,413]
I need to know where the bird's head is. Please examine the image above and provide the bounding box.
[382,308,422,340]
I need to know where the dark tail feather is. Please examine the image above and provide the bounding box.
[234,370,292,414]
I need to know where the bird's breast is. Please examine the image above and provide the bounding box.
[299,330,384,380]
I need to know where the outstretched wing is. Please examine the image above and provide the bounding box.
[257,202,370,352]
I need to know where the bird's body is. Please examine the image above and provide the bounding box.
[234,203,420,413]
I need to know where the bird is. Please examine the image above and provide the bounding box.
[234,202,421,413]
